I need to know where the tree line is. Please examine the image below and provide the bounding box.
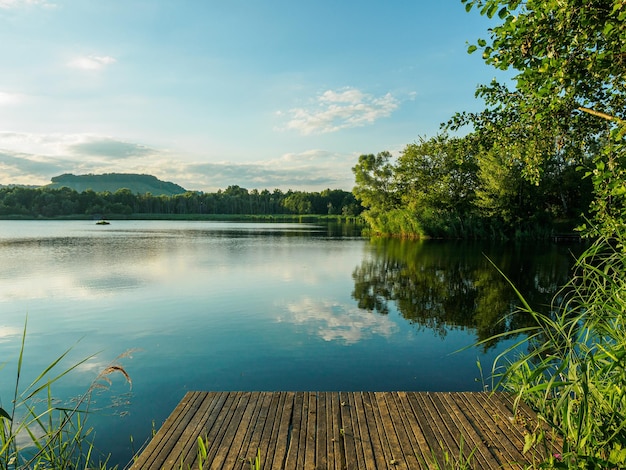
[0,185,363,218]
[352,131,594,239]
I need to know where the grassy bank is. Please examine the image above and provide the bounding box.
[481,228,626,468]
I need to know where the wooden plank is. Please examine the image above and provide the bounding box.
[478,392,541,464]
[393,392,436,467]
[456,392,525,466]
[365,392,395,468]
[210,392,254,469]
[190,391,241,469]
[339,391,359,470]
[351,392,377,470]
[304,392,317,469]
[417,392,462,465]
[344,391,367,470]
[374,392,409,470]
[221,391,262,470]
[241,392,273,466]
[316,392,328,470]
[477,393,536,461]
[168,391,225,469]
[453,392,511,464]
[296,392,310,470]
[383,392,422,470]
[130,391,203,470]
[438,392,501,469]
[499,392,563,457]
[360,392,392,470]
[329,390,343,470]
[284,391,304,469]
[131,391,556,470]
[405,392,447,466]
[254,392,281,469]
[268,391,295,470]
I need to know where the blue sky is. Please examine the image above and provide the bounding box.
[0,0,504,192]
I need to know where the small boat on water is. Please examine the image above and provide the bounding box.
[96,219,110,225]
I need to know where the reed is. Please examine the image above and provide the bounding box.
[0,319,132,470]
[481,227,626,468]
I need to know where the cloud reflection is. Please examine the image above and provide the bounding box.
[0,325,21,343]
[281,297,398,345]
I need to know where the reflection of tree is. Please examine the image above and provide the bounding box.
[351,238,579,347]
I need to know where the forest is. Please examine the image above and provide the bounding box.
[0,185,362,218]
[352,132,594,239]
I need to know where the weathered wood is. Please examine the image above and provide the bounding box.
[129,391,560,470]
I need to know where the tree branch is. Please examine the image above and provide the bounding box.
[578,106,624,125]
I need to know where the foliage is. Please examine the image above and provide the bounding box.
[351,151,400,229]
[352,0,622,240]
[483,229,626,467]
[0,320,132,470]
[463,0,626,126]
[461,2,626,466]
[462,0,626,238]
[0,185,362,219]
[351,134,588,238]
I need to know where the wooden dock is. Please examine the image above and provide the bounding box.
[129,391,559,470]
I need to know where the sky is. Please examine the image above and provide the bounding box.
[0,0,505,192]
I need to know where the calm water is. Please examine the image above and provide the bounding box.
[0,220,580,466]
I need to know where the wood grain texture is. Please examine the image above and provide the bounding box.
[129,391,559,470]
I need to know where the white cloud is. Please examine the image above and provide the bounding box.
[0,0,55,8]
[68,55,116,71]
[0,132,357,191]
[0,91,24,106]
[280,87,400,135]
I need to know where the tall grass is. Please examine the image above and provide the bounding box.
[0,319,132,470]
[482,227,626,468]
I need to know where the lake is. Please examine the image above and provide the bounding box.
[0,220,581,466]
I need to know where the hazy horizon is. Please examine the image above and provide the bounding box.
[1,1,507,192]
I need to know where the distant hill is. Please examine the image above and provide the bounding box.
[47,173,187,196]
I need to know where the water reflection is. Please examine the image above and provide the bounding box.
[0,326,20,343]
[282,297,398,344]
[352,238,580,347]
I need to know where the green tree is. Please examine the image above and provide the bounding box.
[396,134,480,237]
[282,191,312,214]
[463,0,626,235]
[352,152,397,208]
[353,151,410,234]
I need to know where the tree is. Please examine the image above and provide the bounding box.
[352,152,399,212]
[282,191,312,214]
[463,0,626,234]
[352,151,404,233]
[396,134,480,236]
